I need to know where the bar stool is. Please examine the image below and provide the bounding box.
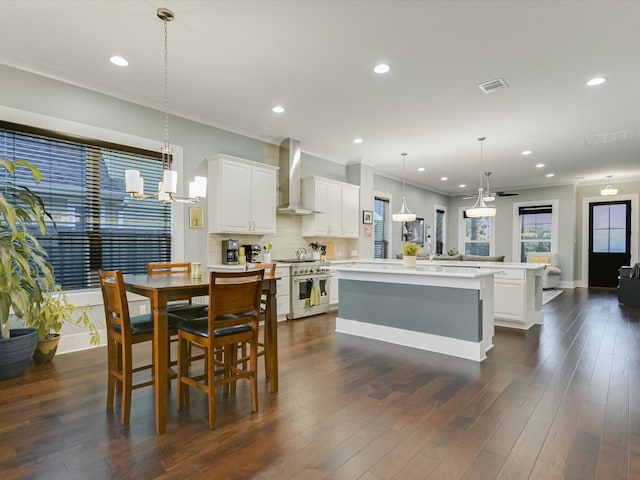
[99,269,180,426]
[176,269,264,429]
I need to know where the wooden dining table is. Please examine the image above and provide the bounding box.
[123,270,278,435]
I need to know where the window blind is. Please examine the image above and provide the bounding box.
[0,121,172,288]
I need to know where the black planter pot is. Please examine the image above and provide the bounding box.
[0,328,38,380]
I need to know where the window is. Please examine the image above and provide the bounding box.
[462,211,493,255]
[435,207,445,255]
[0,122,172,289]
[592,202,628,253]
[374,197,390,258]
[518,204,552,261]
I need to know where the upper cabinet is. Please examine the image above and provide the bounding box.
[301,176,360,238]
[207,154,278,234]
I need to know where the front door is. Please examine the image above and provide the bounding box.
[588,200,631,288]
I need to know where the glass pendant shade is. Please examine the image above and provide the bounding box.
[466,188,496,218]
[392,196,416,222]
[466,137,496,218]
[392,152,416,222]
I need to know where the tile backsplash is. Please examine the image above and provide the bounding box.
[207,214,358,265]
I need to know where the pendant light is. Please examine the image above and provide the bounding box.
[600,175,618,196]
[466,137,496,218]
[125,7,206,204]
[392,152,416,222]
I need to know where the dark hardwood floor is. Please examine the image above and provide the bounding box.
[1,287,639,479]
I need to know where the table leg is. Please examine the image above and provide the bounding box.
[152,291,168,435]
[265,280,278,392]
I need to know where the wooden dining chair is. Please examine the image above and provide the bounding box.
[252,263,275,375]
[99,269,180,426]
[147,262,209,321]
[177,269,264,429]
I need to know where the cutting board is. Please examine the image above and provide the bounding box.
[325,242,337,260]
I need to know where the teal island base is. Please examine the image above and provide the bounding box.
[333,263,495,362]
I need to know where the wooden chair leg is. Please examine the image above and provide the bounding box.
[121,346,133,426]
[177,336,190,409]
[207,343,216,430]
[250,340,258,413]
[224,344,233,394]
[106,340,116,410]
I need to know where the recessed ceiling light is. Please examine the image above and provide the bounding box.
[272,105,285,113]
[546,173,555,178]
[417,167,425,172]
[587,76,607,87]
[353,138,363,144]
[521,150,532,156]
[535,163,545,168]
[441,177,448,181]
[109,56,128,66]
[374,63,390,74]
[459,184,466,188]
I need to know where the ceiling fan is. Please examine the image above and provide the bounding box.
[462,172,519,201]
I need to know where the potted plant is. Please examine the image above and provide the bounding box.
[0,159,55,379]
[26,286,99,363]
[402,241,420,268]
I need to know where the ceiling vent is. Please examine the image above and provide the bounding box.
[585,129,637,146]
[478,77,509,94]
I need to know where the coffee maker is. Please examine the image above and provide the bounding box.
[222,239,239,264]
[243,244,263,263]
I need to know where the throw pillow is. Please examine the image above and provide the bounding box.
[529,256,550,264]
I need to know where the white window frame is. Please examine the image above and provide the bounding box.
[458,207,495,256]
[512,199,559,262]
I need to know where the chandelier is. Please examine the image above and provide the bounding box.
[466,137,496,218]
[125,7,206,204]
[392,152,416,222]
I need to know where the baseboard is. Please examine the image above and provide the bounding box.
[56,329,106,355]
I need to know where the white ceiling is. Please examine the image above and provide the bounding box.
[2,0,640,196]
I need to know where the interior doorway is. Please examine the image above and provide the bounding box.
[588,200,631,288]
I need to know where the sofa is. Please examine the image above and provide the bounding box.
[526,252,561,289]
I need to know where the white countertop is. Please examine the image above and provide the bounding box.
[331,261,496,278]
[331,258,545,271]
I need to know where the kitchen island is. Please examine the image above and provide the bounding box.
[333,259,546,330]
[332,262,496,361]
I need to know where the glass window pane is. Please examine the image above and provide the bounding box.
[466,217,491,241]
[609,229,626,252]
[609,204,627,229]
[592,205,610,229]
[466,242,489,256]
[592,230,609,253]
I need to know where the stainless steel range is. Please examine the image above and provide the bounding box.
[276,259,332,319]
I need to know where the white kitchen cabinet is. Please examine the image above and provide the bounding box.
[207,154,278,234]
[341,183,360,238]
[301,176,360,238]
[329,274,339,309]
[275,264,290,321]
[492,267,543,329]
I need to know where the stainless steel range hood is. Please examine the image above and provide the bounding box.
[277,138,318,215]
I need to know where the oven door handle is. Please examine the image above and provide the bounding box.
[292,274,333,283]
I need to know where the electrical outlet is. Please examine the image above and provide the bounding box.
[139,305,146,314]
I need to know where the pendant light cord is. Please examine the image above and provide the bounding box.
[401,152,407,196]
[158,8,174,172]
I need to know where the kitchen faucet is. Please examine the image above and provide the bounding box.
[296,247,307,260]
